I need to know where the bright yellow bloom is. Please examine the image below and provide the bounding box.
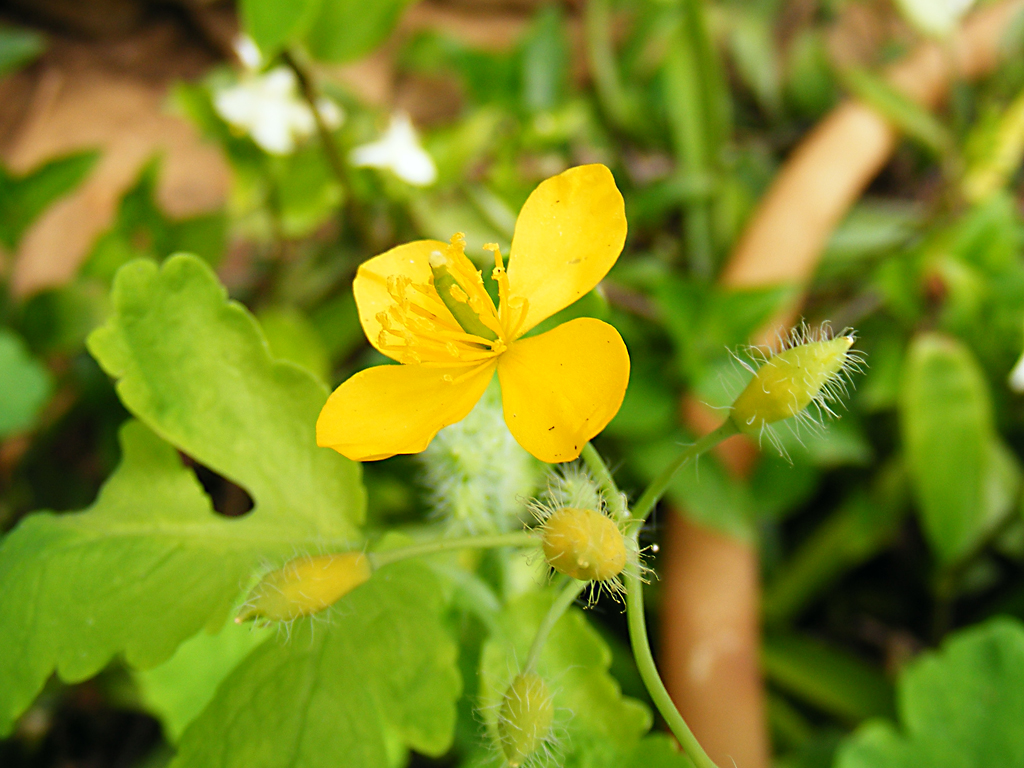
[316,164,630,463]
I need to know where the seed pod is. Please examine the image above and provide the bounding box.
[237,552,371,623]
[541,507,627,582]
[497,672,555,767]
[731,335,854,434]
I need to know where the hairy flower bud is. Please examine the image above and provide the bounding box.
[237,552,371,623]
[541,507,627,582]
[730,326,861,442]
[497,672,555,767]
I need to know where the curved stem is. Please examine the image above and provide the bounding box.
[524,578,587,673]
[281,50,348,188]
[581,442,628,520]
[626,565,719,768]
[369,531,536,569]
[631,419,738,522]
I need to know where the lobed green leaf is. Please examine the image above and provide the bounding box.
[171,561,461,768]
[836,618,1024,767]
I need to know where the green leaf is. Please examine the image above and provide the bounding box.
[0,420,356,735]
[479,590,652,764]
[0,327,52,438]
[304,0,414,63]
[258,306,330,383]
[0,25,45,78]
[240,0,323,58]
[86,254,363,537]
[900,333,1016,564]
[136,621,271,742]
[171,561,461,768]
[840,68,952,156]
[836,618,1024,767]
[0,151,98,249]
[518,4,569,114]
[762,631,895,723]
[273,144,344,238]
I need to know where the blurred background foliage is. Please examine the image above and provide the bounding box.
[4,0,1024,766]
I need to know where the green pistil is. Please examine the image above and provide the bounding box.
[429,252,499,341]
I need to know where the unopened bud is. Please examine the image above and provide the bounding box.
[237,552,371,623]
[497,672,555,767]
[731,331,857,435]
[541,507,627,582]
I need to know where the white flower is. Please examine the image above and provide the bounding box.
[1010,349,1024,393]
[213,66,344,156]
[350,112,437,186]
[233,34,263,70]
[895,0,976,37]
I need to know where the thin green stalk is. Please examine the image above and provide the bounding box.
[581,442,628,520]
[369,531,537,569]
[524,578,587,673]
[626,567,719,768]
[631,419,738,522]
[281,50,348,188]
[579,440,721,768]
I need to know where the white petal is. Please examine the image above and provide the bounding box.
[233,34,263,70]
[316,98,345,130]
[251,117,296,155]
[1009,350,1024,393]
[393,146,437,186]
[349,112,436,186]
[213,84,258,127]
[895,0,976,37]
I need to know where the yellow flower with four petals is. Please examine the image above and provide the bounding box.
[316,164,630,463]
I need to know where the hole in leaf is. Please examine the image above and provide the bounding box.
[181,456,255,517]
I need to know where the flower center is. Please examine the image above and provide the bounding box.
[374,233,510,367]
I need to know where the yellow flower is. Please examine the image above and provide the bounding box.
[316,164,630,464]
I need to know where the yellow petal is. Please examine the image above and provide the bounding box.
[506,164,626,335]
[317,361,496,461]
[353,239,454,360]
[497,318,629,463]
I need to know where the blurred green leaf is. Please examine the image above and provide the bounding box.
[257,305,331,383]
[764,463,910,623]
[137,621,270,742]
[900,333,1018,564]
[240,0,322,58]
[786,29,837,116]
[726,10,782,116]
[836,618,1024,767]
[963,88,1024,203]
[0,151,98,250]
[629,433,754,542]
[0,328,52,438]
[518,4,569,114]
[840,68,953,156]
[305,0,414,63]
[763,631,895,723]
[82,160,226,281]
[0,25,45,78]
[274,144,343,238]
[171,561,460,768]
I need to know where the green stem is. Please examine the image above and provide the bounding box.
[369,531,537,569]
[524,578,587,673]
[579,440,720,768]
[631,419,738,522]
[626,567,718,768]
[581,442,628,520]
[281,50,349,188]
